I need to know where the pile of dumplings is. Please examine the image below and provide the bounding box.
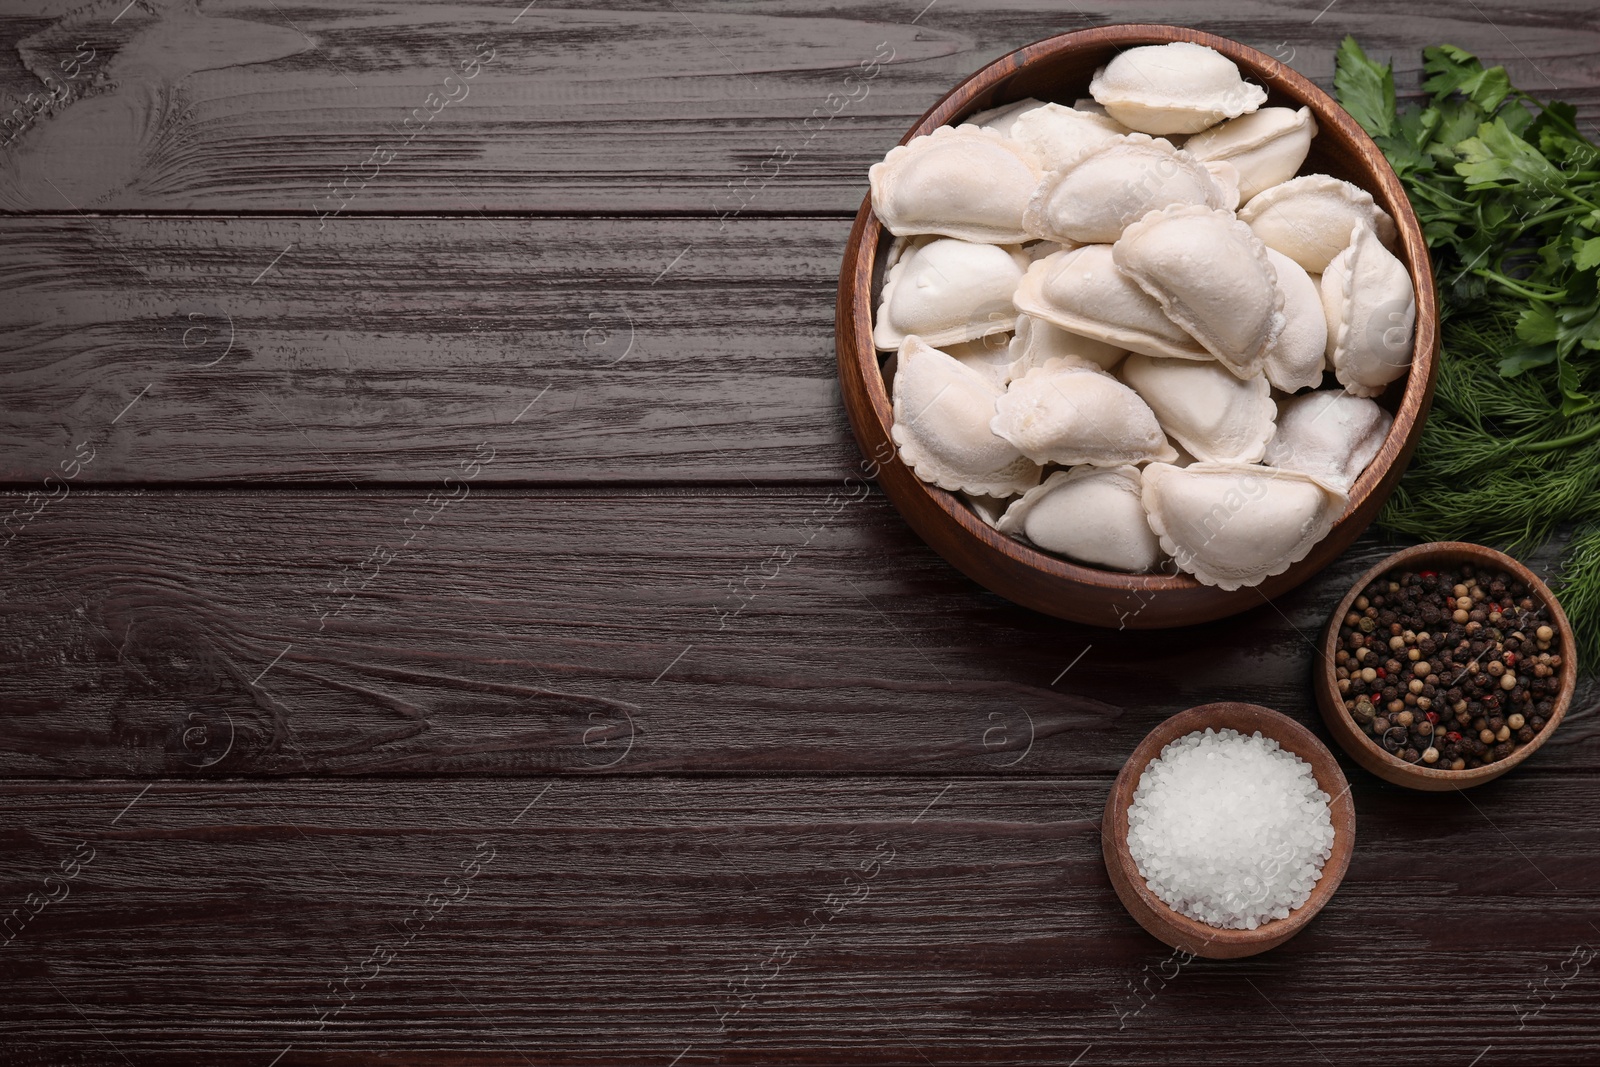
[868,41,1416,591]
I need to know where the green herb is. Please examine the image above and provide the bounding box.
[1335,37,1600,666]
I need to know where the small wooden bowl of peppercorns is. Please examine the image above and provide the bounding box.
[1317,542,1575,791]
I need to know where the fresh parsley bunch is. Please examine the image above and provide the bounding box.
[1335,38,1600,665]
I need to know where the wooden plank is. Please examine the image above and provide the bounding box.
[3,5,1599,1063]
[0,215,860,484]
[1,488,1595,776]
[0,1,1596,214]
[1,775,1597,1064]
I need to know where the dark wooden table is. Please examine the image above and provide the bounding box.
[2,2,1598,1064]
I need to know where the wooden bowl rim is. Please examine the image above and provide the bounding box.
[1316,541,1576,788]
[838,22,1440,599]
[1102,702,1356,957]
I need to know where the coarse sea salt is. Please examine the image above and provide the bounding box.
[1125,727,1335,930]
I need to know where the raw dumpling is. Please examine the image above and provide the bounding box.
[1013,246,1211,362]
[1264,389,1392,492]
[1262,248,1328,393]
[874,238,1029,351]
[1239,174,1399,273]
[1182,106,1317,202]
[870,125,1041,243]
[1088,42,1267,136]
[891,336,1042,496]
[881,233,918,272]
[1120,353,1276,464]
[1022,134,1235,244]
[997,466,1162,572]
[1321,223,1416,397]
[1203,159,1243,210]
[990,361,1176,467]
[1141,462,1348,590]
[965,97,1045,137]
[1007,102,1128,171]
[963,492,1011,527]
[1008,314,1127,376]
[1113,204,1284,380]
[942,335,1018,388]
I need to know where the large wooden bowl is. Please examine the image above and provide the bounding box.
[835,24,1440,628]
[1102,702,1356,959]
[1316,542,1576,791]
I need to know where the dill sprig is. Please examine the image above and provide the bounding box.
[1383,305,1600,546]
[1554,526,1600,667]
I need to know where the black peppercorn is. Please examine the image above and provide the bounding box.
[1336,563,1560,770]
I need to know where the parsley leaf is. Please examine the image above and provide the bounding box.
[1334,36,1395,138]
[1575,237,1600,272]
[1455,118,1564,190]
[1422,44,1512,112]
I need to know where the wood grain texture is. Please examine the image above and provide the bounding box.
[3,1,1600,1062]
[0,1,1596,213]
[1,489,1596,777]
[0,215,856,484]
[1,776,1598,1065]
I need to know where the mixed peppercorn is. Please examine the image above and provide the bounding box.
[1334,564,1563,770]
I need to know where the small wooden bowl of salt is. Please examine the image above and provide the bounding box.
[1102,702,1356,959]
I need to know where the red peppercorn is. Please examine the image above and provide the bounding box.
[1425,711,1439,723]
[1447,731,1462,742]
[1376,668,1387,678]
[1420,570,1437,579]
